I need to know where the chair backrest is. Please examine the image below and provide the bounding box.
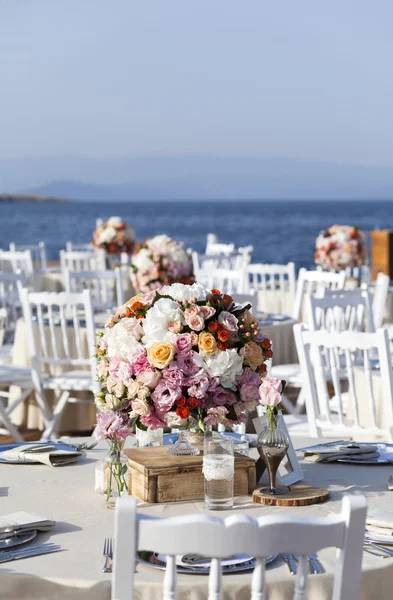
[369,272,390,329]
[294,324,393,439]
[293,268,346,322]
[65,242,94,252]
[9,241,48,271]
[113,495,367,600]
[248,262,296,316]
[60,249,106,273]
[0,249,36,290]
[206,242,235,256]
[307,288,375,333]
[194,265,248,294]
[231,291,257,312]
[20,289,97,376]
[0,307,7,349]
[65,269,124,312]
[0,271,26,333]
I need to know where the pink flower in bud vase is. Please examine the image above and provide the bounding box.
[259,377,282,407]
[95,410,130,442]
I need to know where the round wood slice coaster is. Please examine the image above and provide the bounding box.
[252,484,330,506]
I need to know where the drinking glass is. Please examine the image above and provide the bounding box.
[203,435,234,510]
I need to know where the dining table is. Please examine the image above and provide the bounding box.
[1,434,393,600]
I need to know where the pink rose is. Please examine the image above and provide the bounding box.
[168,320,183,333]
[137,369,161,389]
[187,314,205,332]
[131,397,151,416]
[185,305,200,319]
[218,311,238,332]
[259,377,282,407]
[97,360,109,379]
[174,333,192,354]
[140,411,166,430]
[199,305,216,319]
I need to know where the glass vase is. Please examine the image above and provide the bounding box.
[167,430,200,456]
[104,440,129,509]
[257,412,289,495]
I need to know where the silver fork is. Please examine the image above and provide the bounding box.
[102,537,113,573]
[281,553,297,574]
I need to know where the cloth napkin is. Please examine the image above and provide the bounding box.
[0,443,82,466]
[0,511,56,538]
[366,509,393,537]
[303,443,379,463]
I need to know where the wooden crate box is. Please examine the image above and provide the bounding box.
[124,446,256,503]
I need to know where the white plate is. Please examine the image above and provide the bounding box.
[137,552,277,574]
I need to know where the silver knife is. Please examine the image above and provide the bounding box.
[0,546,62,563]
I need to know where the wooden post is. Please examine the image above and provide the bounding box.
[371,230,393,281]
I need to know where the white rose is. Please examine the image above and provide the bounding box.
[166,245,189,265]
[107,216,123,228]
[165,411,188,428]
[142,298,184,345]
[159,283,208,303]
[203,349,244,390]
[105,319,142,360]
[147,234,172,251]
[137,386,150,400]
[99,226,117,244]
[132,248,155,272]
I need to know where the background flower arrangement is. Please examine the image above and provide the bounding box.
[314,224,368,271]
[92,216,136,254]
[94,282,273,437]
[130,234,194,293]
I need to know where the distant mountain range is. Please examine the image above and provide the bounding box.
[1,155,393,200]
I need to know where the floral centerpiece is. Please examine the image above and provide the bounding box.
[92,216,136,254]
[314,224,368,271]
[95,282,273,439]
[130,234,194,293]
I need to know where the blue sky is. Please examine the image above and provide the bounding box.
[1,0,393,165]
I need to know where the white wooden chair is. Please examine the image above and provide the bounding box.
[231,291,257,312]
[308,288,375,333]
[60,249,106,273]
[65,242,94,252]
[0,249,36,291]
[20,289,98,440]
[113,494,367,600]
[206,242,235,256]
[368,272,390,330]
[9,241,48,271]
[0,307,35,441]
[65,269,125,313]
[292,268,347,321]
[248,262,296,316]
[193,265,248,294]
[294,324,393,440]
[0,271,26,342]
[270,269,346,414]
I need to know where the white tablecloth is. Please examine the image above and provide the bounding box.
[259,317,298,366]
[1,435,393,599]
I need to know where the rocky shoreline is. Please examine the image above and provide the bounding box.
[0,193,67,203]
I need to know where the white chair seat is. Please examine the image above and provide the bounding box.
[0,365,33,386]
[43,370,95,391]
[271,363,303,385]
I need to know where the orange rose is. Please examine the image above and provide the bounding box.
[198,332,218,355]
[241,341,264,368]
[218,330,230,342]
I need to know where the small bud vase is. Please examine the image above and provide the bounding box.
[104,440,129,508]
[257,410,289,495]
